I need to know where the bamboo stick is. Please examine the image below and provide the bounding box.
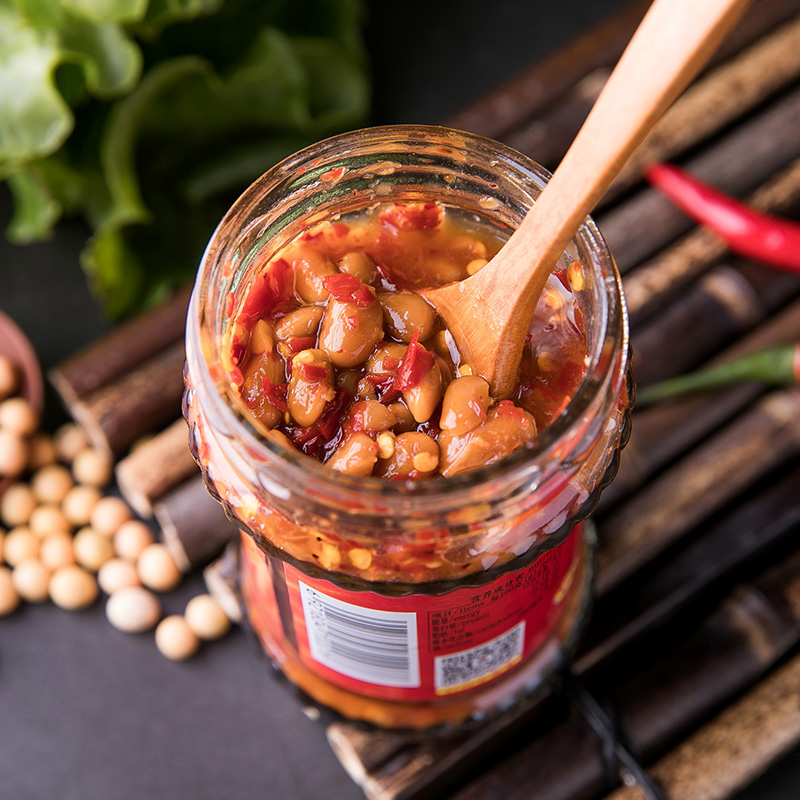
[597,85,800,271]
[353,549,800,800]
[609,15,800,199]
[604,652,800,800]
[443,1,650,140]
[631,261,800,389]
[49,285,190,405]
[153,474,235,572]
[506,10,800,183]
[68,341,186,455]
[444,0,800,143]
[595,388,800,596]
[115,418,198,517]
[580,463,800,673]
[624,158,800,326]
[203,537,243,623]
[599,296,800,512]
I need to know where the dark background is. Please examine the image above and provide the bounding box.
[2,1,799,798]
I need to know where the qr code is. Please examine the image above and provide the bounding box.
[434,622,525,692]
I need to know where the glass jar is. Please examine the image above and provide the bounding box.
[184,125,631,730]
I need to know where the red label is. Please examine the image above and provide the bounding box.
[243,527,582,702]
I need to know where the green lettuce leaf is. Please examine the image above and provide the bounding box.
[61,0,149,25]
[5,170,62,242]
[2,0,370,317]
[0,2,141,165]
[0,6,71,163]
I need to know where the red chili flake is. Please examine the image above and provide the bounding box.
[320,166,345,182]
[300,230,323,243]
[289,336,316,353]
[262,377,288,413]
[332,222,350,238]
[230,339,247,367]
[323,273,375,308]
[495,400,527,421]
[289,391,351,458]
[343,400,367,434]
[379,203,442,232]
[225,291,235,318]
[383,356,399,370]
[346,315,359,329]
[354,285,375,307]
[316,389,353,442]
[365,372,400,403]
[291,426,324,457]
[299,362,329,382]
[393,330,435,392]
[229,367,244,388]
[243,390,259,410]
[372,258,400,291]
[240,258,292,323]
[323,272,359,297]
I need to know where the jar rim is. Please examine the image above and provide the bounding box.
[187,124,630,503]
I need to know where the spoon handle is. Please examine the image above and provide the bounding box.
[497,0,752,296]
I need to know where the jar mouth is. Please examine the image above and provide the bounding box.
[188,124,630,502]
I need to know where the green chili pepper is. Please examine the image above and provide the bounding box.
[636,343,800,407]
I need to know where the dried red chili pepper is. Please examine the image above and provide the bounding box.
[299,362,329,382]
[291,389,352,457]
[289,336,317,353]
[239,258,292,323]
[644,163,800,273]
[378,202,442,232]
[262,377,288,413]
[393,330,435,392]
[322,273,374,307]
[365,372,400,403]
[229,338,247,367]
[637,342,800,407]
[316,389,351,441]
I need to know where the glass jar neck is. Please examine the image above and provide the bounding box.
[186,125,629,536]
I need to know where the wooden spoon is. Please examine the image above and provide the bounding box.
[423,0,752,398]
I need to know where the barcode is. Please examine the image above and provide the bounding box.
[299,582,420,688]
[435,622,525,693]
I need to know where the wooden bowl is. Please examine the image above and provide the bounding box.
[0,311,44,497]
